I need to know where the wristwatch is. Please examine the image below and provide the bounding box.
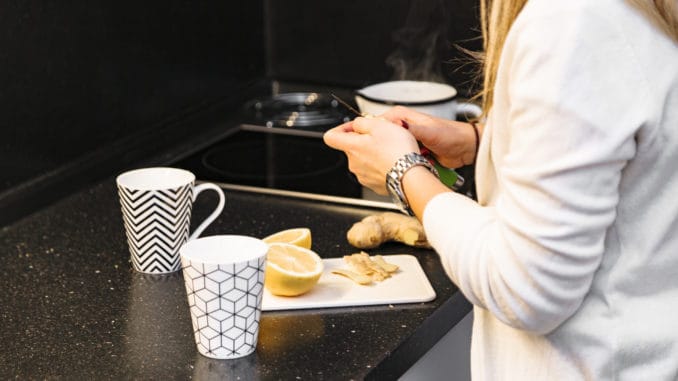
[386,152,439,216]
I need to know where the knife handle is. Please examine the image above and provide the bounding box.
[397,120,465,191]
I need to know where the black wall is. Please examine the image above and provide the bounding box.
[265,0,481,96]
[0,2,265,196]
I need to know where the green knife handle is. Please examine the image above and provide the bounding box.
[429,156,465,191]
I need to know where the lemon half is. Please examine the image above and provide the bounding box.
[262,227,312,249]
[265,243,323,296]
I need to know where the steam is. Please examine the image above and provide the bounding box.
[385,0,450,83]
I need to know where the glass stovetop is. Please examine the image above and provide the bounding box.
[170,124,396,209]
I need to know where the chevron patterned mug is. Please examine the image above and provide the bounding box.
[116,167,226,274]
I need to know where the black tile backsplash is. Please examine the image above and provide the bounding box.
[264,0,481,94]
[0,1,265,195]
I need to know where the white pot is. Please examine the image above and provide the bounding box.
[355,80,481,120]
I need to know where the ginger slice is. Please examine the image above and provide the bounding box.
[372,255,399,273]
[344,253,385,281]
[331,268,373,285]
[353,252,389,281]
[334,253,402,285]
[343,254,374,277]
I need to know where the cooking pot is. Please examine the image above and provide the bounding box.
[355,80,481,120]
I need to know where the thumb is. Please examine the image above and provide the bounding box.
[323,122,360,151]
[349,116,378,135]
[402,118,437,147]
[381,107,438,144]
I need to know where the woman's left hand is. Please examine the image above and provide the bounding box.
[323,116,420,195]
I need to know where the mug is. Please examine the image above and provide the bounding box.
[117,167,225,274]
[180,235,269,359]
[355,80,482,120]
[354,80,481,190]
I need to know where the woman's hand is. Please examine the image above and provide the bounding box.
[380,106,479,168]
[323,116,419,195]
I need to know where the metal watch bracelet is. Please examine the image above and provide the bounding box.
[385,152,439,215]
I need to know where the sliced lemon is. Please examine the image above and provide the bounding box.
[262,228,312,250]
[265,243,323,296]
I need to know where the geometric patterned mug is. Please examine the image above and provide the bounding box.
[180,235,268,359]
[116,167,225,274]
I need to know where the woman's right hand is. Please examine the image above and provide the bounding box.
[380,106,480,168]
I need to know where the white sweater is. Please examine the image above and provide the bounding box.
[423,0,678,379]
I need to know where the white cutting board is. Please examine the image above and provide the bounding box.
[262,254,436,311]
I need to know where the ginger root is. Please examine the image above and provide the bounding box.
[346,212,431,249]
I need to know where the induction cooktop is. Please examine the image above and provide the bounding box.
[170,91,474,208]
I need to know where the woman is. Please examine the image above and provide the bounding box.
[324,0,678,379]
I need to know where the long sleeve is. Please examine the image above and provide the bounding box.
[422,2,647,334]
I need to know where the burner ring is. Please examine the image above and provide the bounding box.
[244,92,353,131]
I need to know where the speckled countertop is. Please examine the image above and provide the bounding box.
[0,150,471,380]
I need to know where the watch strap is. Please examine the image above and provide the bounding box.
[386,152,439,215]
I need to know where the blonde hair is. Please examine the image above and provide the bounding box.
[479,0,678,115]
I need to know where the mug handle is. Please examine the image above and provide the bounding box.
[188,182,226,240]
[455,101,483,119]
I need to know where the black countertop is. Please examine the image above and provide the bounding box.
[0,127,471,380]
